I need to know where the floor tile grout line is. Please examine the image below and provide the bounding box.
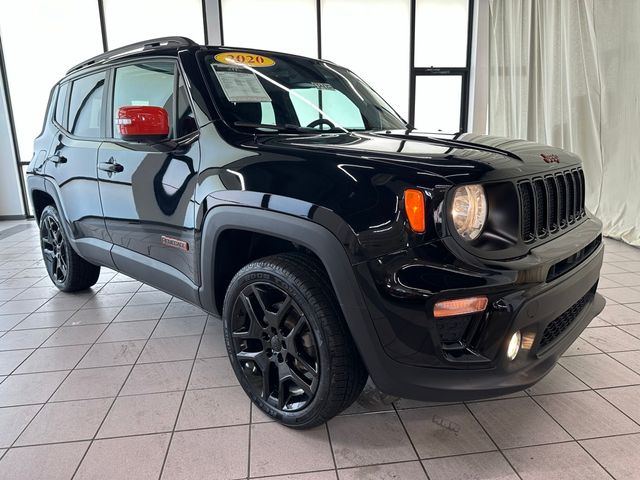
[246,403,253,480]
[391,402,431,479]
[69,291,169,480]
[0,281,144,465]
[592,388,640,429]
[560,331,640,378]
[1,328,217,357]
[461,402,525,480]
[0,278,143,377]
[156,320,207,480]
[616,325,640,342]
[249,467,337,480]
[0,380,242,409]
[5,419,640,458]
[2,406,640,452]
[2,226,640,475]
[528,393,616,477]
[584,336,640,376]
[324,417,339,479]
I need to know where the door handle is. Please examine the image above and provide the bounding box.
[47,155,67,164]
[98,158,124,174]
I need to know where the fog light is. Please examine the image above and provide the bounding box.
[507,331,521,360]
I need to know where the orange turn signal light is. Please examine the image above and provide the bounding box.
[433,296,489,318]
[404,189,426,233]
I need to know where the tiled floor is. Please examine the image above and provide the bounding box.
[0,219,640,480]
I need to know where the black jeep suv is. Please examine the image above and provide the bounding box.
[27,37,605,428]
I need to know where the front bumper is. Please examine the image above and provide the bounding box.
[355,218,605,401]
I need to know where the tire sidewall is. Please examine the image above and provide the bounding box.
[223,266,335,427]
[39,206,72,290]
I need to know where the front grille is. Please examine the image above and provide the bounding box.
[539,290,592,349]
[518,168,586,242]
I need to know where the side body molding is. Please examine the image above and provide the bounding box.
[198,205,392,380]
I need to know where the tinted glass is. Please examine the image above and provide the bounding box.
[54,83,68,126]
[202,51,406,133]
[112,62,175,139]
[69,72,106,137]
[290,88,365,130]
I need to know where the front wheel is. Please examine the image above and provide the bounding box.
[40,205,101,292]
[222,252,367,428]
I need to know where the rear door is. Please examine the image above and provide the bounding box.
[97,59,200,290]
[45,70,114,268]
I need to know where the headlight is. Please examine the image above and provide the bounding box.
[451,184,487,240]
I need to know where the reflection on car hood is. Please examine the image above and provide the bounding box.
[260,130,582,182]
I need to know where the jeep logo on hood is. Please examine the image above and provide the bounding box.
[541,153,560,163]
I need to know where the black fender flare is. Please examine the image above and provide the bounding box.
[34,177,116,269]
[198,205,393,381]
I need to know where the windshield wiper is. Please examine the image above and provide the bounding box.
[234,121,344,134]
[233,122,291,131]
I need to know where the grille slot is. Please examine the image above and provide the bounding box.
[533,179,548,237]
[518,182,535,242]
[545,177,559,231]
[518,168,586,243]
[566,173,576,222]
[539,289,593,349]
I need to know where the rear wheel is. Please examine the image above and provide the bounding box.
[222,252,367,428]
[40,205,100,292]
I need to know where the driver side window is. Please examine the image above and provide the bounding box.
[112,62,175,139]
[289,88,365,130]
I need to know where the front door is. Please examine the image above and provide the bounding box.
[97,60,200,291]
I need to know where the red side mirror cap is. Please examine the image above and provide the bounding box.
[116,106,169,141]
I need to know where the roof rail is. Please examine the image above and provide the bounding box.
[66,36,198,75]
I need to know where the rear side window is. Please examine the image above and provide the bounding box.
[112,62,175,139]
[54,83,68,126]
[68,72,106,138]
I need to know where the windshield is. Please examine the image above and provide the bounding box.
[201,50,407,134]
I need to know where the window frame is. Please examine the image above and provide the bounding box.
[51,67,110,141]
[66,69,109,139]
[105,56,199,142]
[408,0,475,132]
[218,0,475,133]
[54,82,69,129]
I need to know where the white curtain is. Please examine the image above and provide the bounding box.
[488,0,640,245]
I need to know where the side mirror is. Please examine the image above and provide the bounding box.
[116,106,169,142]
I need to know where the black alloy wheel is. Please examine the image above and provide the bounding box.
[41,214,69,285]
[39,205,101,292]
[223,253,368,428]
[230,282,320,411]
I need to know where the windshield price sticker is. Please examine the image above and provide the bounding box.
[211,64,272,103]
[214,52,275,68]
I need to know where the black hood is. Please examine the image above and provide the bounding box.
[258,130,582,183]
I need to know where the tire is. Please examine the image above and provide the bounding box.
[222,252,368,428]
[39,205,101,292]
